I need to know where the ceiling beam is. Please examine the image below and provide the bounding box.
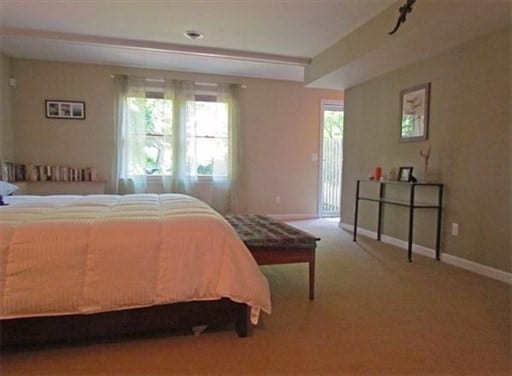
[0,26,311,67]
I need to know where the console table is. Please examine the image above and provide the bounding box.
[353,180,443,262]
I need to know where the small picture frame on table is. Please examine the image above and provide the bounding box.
[45,100,85,120]
[398,166,414,182]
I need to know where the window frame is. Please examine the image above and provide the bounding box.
[126,91,173,177]
[185,95,230,178]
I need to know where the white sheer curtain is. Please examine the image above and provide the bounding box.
[168,80,194,194]
[113,76,175,194]
[218,83,241,213]
[113,77,240,214]
[172,82,239,213]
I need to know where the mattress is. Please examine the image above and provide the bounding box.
[0,194,271,324]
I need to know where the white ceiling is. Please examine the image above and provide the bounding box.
[0,0,394,83]
[0,0,510,89]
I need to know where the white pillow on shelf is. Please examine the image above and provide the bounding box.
[0,181,19,196]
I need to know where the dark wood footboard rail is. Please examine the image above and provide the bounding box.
[0,299,250,350]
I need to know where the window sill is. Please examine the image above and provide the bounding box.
[143,175,227,182]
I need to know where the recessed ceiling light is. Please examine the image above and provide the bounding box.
[184,30,204,40]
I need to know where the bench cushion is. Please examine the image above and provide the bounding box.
[224,215,319,249]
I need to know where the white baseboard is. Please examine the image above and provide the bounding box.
[341,223,512,285]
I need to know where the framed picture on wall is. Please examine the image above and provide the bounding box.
[45,100,86,120]
[399,83,430,142]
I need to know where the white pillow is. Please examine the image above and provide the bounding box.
[0,181,18,195]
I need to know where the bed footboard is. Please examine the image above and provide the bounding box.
[0,299,250,350]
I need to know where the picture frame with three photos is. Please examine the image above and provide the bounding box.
[45,100,86,120]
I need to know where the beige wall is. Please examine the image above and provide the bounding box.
[8,59,342,216]
[11,61,116,181]
[239,79,341,215]
[0,53,14,162]
[342,26,511,272]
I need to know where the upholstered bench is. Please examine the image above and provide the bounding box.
[224,214,320,300]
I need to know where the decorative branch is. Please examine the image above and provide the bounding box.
[420,144,431,182]
[389,0,416,35]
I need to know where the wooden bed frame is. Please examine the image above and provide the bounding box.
[0,298,251,350]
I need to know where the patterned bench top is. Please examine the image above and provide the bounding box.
[224,214,320,249]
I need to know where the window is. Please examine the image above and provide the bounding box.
[119,78,235,185]
[185,99,229,177]
[125,95,229,178]
[126,94,173,176]
[117,78,238,211]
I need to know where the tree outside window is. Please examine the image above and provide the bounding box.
[126,97,229,177]
[127,96,173,175]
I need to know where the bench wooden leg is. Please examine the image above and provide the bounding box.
[309,254,315,300]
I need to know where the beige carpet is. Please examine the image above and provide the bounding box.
[1,219,510,375]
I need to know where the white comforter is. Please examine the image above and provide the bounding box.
[0,194,271,324]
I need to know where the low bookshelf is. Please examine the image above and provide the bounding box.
[2,161,104,195]
[15,181,106,195]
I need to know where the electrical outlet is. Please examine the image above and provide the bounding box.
[275,196,281,204]
[451,223,459,236]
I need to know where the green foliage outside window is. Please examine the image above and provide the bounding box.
[128,96,173,175]
[127,96,228,177]
[324,110,344,139]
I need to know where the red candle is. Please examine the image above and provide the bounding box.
[375,167,382,180]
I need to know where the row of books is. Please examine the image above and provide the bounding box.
[1,162,98,183]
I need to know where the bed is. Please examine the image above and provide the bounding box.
[0,193,271,348]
